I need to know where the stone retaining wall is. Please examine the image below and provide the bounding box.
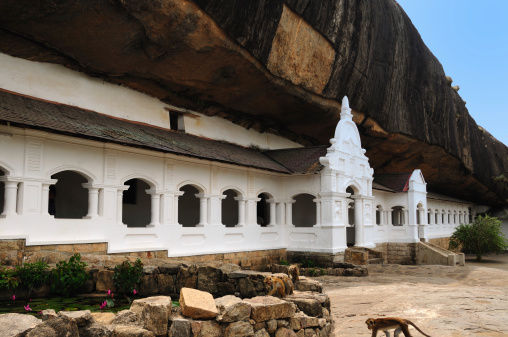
[373,243,419,265]
[428,237,452,251]
[0,261,326,301]
[1,291,333,337]
[0,239,286,270]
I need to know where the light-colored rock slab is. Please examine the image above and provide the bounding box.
[91,312,117,326]
[215,295,251,323]
[190,320,222,337]
[289,312,319,330]
[58,310,92,327]
[0,313,41,337]
[180,287,218,319]
[274,327,297,337]
[244,296,296,323]
[130,296,172,336]
[111,325,156,337]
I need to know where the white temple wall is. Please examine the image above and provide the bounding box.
[426,199,472,239]
[0,52,301,150]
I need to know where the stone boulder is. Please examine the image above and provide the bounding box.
[25,315,79,337]
[139,275,159,296]
[91,312,117,326]
[0,313,41,337]
[274,327,297,337]
[58,310,92,327]
[244,296,296,323]
[96,270,116,292]
[179,287,218,319]
[111,310,139,327]
[197,265,222,294]
[238,277,257,298]
[254,329,270,337]
[289,312,319,330]
[293,277,323,293]
[130,296,172,337]
[157,274,175,295]
[41,309,57,321]
[215,295,252,323]
[110,325,156,337]
[190,320,222,337]
[168,316,192,337]
[224,321,254,337]
[79,323,113,337]
[285,295,322,318]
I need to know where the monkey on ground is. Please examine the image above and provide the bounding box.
[264,276,286,297]
[288,264,300,283]
[264,274,294,297]
[365,317,431,337]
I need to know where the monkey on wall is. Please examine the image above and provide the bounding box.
[365,317,432,337]
[288,264,300,283]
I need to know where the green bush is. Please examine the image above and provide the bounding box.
[17,260,50,295]
[308,268,318,277]
[51,253,88,297]
[279,259,290,266]
[301,259,316,268]
[113,259,143,294]
[0,267,20,292]
[449,215,508,262]
[320,268,327,276]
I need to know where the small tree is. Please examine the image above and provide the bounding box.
[449,215,508,261]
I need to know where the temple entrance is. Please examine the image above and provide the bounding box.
[257,193,270,226]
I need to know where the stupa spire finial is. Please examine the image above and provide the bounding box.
[340,96,353,121]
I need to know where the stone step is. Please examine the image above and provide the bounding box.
[366,258,383,265]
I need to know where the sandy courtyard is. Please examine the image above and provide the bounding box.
[319,253,508,337]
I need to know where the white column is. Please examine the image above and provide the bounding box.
[245,198,260,226]
[196,193,208,227]
[82,184,99,219]
[147,190,161,226]
[40,183,51,216]
[116,189,124,224]
[267,199,276,227]
[207,194,226,226]
[285,200,295,226]
[276,201,286,227]
[235,197,246,227]
[353,196,364,246]
[1,181,18,216]
[314,198,321,227]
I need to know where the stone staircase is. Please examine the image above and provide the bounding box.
[344,247,384,265]
[418,242,465,266]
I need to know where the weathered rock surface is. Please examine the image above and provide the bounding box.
[224,321,255,337]
[110,325,155,337]
[168,316,192,337]
[0,313,41,337]
[244,296,296,323]
[215,295,252,323]
[58,310,92,327]
[130,296,172,336]
[179,287,219,319]
[25,315,79,337]
[2,0,504,205]
[190,320,222,337]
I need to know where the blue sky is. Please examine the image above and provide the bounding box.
[397,0,508,146]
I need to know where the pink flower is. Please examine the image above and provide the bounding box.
[107,290,111,296]
[24,304,32,311]
[133,289,138,295]
[10,295,15,301]
[100,301,107,310]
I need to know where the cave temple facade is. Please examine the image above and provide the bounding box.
[0,52,475,261]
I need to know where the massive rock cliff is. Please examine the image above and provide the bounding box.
[0,0,507,205]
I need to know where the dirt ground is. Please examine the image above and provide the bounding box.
[319,252,508,337]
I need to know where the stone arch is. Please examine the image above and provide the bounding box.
[416,202,425,225]
[222,187,244,227]
[292,193,317,227]
[342,180,362,195]
[0,161,14,176]
[50,170,89,219]
[256,191,274,227]
[122,178,152,227]
[178,183,205,227]
[48,166,95,183]
[121,173,157,189]
[177,180,207,194]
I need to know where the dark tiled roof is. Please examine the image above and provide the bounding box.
[372,181,396,192]
[426,191,472,204]
[0,90,293,173]
[264,146,328,174]
[373,173,412,192]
